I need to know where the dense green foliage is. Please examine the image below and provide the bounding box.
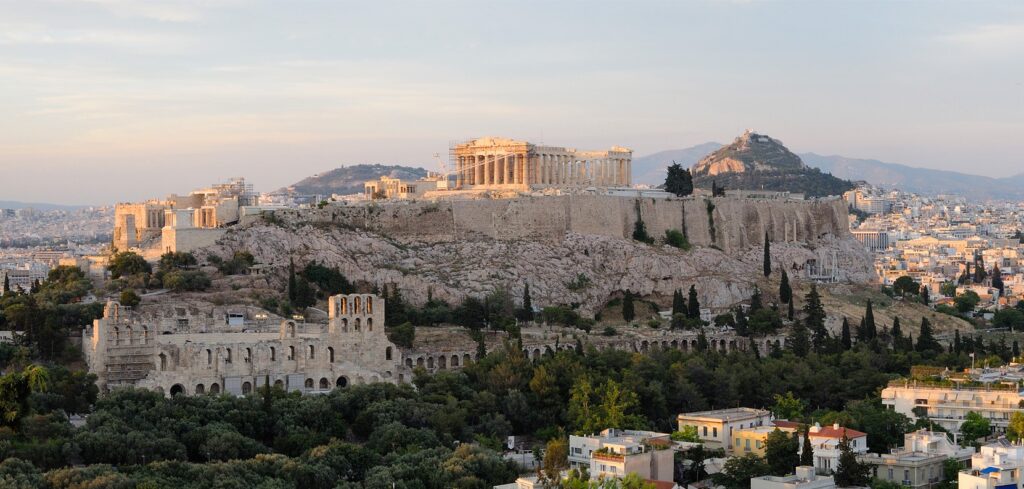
[664,162,694,197]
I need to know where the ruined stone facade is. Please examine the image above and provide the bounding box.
[452,137,632,189]
[83,293,786,397]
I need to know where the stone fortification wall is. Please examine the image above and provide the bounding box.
[260,195,849,251]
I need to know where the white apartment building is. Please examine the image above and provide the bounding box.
[677,407,773,451]
[568,429,675,483]
[751,466,836,489]
[882,380,1023,433]
[959,439,1024,489]
[787,422,868,474]
[860,430,973,489]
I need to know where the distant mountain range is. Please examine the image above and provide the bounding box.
[635,143,1024,199]
[285,164,429,196]
[0,200,90,210]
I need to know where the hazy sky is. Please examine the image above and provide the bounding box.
[3,0,1024,205]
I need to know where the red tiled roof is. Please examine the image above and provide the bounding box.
[773,420,802,430]
[811,426,867,439]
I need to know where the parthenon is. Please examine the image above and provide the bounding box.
[452,137,632,189]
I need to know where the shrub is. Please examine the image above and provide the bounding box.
[664,229,691,250]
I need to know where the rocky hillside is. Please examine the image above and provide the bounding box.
[285,164,428,195]
[690,131,854,198]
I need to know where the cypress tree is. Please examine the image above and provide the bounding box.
[953,330,962,354]
[779,270,792,304]
[672,289,686,317]
[802,285,825,333]
[288,257,298,305]
[790,320,810,357]
[916,317,939,353]
[696,329,709,351]
[864,300,876,340]
[2,274,8,294]
[891,317,903,351]
[521,283,534,322]
[920,285,930,305]
[800,428,814,466]
[687,285,700,320]
[1014,340,1020,359]
[622,290,635,322]
[787,300,795,321]
[840,317,852,351]
[664,162,694,197]
[763,232,772,277]
[750,288,763,312]
[993,264,1005,296]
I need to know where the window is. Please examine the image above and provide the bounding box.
[159,353,167,371]
[386,346,392,361]
[703,427,708,436]
[270,347,276,361]
[713,427,718,438]
[225,348,232,363]
[245,348,252,363]
[745,439,750,450]
[206,349,212,365]
[288,346,295,360]
[309,345,315,359]
[328,347,335,363]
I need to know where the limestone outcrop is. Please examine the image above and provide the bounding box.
[206,195,873,316]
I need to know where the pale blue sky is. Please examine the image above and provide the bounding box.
[2,0,1023,204]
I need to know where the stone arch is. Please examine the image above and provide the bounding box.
[427,357,434,369]
[367,318,373,331]
[242,382,252,395]
[308,345,315,360]
[691,339,698,350]
[438,355,447,369]
[463,353,471,365]
[417,357,425,367]
[729,340,737,351]
[336,376,348,387]
[319,377,329,389]
[385,346,392,361]
[159,353,167,371]
[287,321,296,337]
[328,347,335,363]
[405,358,413,368]
[355,318,361,332]
[662,341,669,349]
[671,340,679,349]
[210,383,220,394]
[170,384,185,396]
[274,379,284,388]
[532,348,541,360]
[141,326,149,345]
[288,346,295,360]
[125,326,133,345]
[270,346,276,361]
[340,297,348,314]
[342,318,348,332]
[366,296,373,313]
[354,296,361,313]
[195,383,206,394]
[641,340,649,352]
[719,340,726,351]
[206,349,212,365]
[225,348,232,363]
[451,354,460,367]
[304,378,314,389]
[245,347,252,363]
[113,326,121,345]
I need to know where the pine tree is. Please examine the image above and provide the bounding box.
[864,300,876,340]
[802,285,825,333]
[763,232,772,277]
[750,288,763,312]
[672,289,686,317]
[891,317,903,351]
[288,257,298,305]
[622,290,635,322]
[840,318,852,351]
[1014,340,1020,359]
[993,264,1005,296]
[779,270,792,304]
[664,162,694,197]
[790,320,810,357]
[687,285,700,320]
[834,435,870,487]
[696,329,709,351]
[800,428,814,466]
[787,300,795,321]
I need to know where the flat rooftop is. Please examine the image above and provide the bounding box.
[679,407,771,422]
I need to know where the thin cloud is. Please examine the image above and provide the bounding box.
[940,23,1024,53]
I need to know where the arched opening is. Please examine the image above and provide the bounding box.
[427,357,434,369]
[195,384,205,394]
[210,383,220,394]
[533,349,541,360]
[342,318,348,332]
[319,378,329,389]
[288,346,295,360]
[270,346,276,361]
[225,348,232,363]
[463,353,471,366]
[206,349,212,365]
[367,296,373,313]
[641,340,649,351]
[354,296,361,313]
[451,354,459,367]
[159,353,167,371]
[328,347,335,363]
[417,357,425,367]
[273,379,284,388]
[355,318,361,332]
[405,358,413,368]
[242,382,252,395]
[385,346,392,361]
[671,340,679,349]
[170,384,185,396]
[719,340,726,351]
[367,318,373,332]
[308,345,315,360]
[245,348,252,363]
[438,355,447,369]
[336,376,348,388]
[340,297,347,314]
[113,327,121,345]
[125,326,133,345]
[304,378,314,389]
[141,326,149,345]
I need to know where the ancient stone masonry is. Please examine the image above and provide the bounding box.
[452,137,632,189]
[83,294,788,396]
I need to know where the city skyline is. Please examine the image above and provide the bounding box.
[2,0,1024,204]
